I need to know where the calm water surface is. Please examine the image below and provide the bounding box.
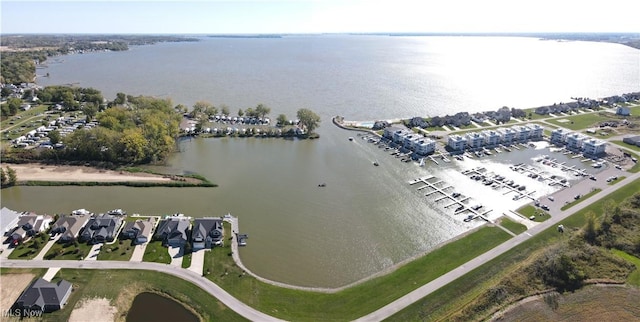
[3,36,638,287]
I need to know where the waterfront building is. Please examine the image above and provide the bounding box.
[121,217,156,245]
[583,138,607,156]
[512,125,531,142]
[566,132,588,151]
[382,126,406,140]
[6,213,52,244]
[154,216,190,247]
[50,214,89,243]
[481,130,501,147]
[79,214,123,244]
[403,134,417,150]
[529,124,544,140]
[465,132,484,149]
[550,128,570,145]
[498,127,516,144]
[413,138,436,155]
[191,217,224,250]
[447,134,467,151]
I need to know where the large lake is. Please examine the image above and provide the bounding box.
[2,35,638,287]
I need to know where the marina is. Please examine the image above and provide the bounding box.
[409,177,491,222]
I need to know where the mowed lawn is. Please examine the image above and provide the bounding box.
[545,112,613,130]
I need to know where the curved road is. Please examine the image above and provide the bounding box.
[0,259,285,322]
[2,173,638,322]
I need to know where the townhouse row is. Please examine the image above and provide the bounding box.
[446,125,544,151]
[549,129,607,156]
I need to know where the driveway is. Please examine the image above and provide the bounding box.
[189,249,206,275]
[85,243,102,260]
[168,246,183,267]
[33,235,59,260]
[0,242,15,259]
[130,243,147,262]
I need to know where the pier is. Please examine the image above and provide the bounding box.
[409,176,491,222]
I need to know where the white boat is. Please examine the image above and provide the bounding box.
[373,160,379,166]
[419,158,425,167]
[348,137,354,141]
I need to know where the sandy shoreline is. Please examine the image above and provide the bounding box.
[4,163,173,182]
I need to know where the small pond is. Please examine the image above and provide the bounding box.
[126,292,199,322]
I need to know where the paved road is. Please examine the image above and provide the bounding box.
[0,171,637,321]
[355,171,640,321]
[0,259,285,322]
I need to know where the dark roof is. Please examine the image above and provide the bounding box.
[16,278,72,311]
[154,217,189,242]
[192,218,223,242]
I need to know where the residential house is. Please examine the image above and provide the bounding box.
[550,128,569,145]
[13,278,72,313]
[498,127,516,145]
[1,207,21,237]
[482,130,501,147]
[7,213,52,244]
[121,217,156,245]
[616,106,631,116]
[447,134,467,151]
[79,214,123,244]
[529,124,544,140]
[413,138,436,155]
[566,133,587,151]
[154,216,190,247]
[513,125,531,142]
[582,139,607,157]
[50,214,89,243]
[465,132,484,149]
[191,217,224,250]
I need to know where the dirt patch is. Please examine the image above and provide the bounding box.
[69,298,117,322]
[493,284,640,321]
[7,164,171,183]
[0,273,36,312]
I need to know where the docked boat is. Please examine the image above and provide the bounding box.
[348,137,354,141]
[419,158,425,167]
[452,192,461,198]
[373,160,379,166]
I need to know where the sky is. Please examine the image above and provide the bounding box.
[1,0,639,34]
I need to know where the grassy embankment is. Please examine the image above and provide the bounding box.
[389,178,640,321]
[560,188,601,211]
[202,223,512,321]
[11,269,247,322]
[499,217,528,235]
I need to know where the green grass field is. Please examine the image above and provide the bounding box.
[517,205,550,222]
[203,224,512,321]
[96,239,135,261]
[389,178,640,321]
[545,112,613,131]
[612,249,640,287]
[44,241,93,260]
[499,217,528,235]
[142,240,171,264]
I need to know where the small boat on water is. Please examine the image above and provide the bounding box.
[464,214,475,222]
[318,183,326,187]
[348,137,354,141]
[373,160,379,166]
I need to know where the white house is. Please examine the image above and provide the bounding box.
[566,133,588,151]
[550,128,569,145]
[482,130,501,146]
[465,132,484,149]
[529,124,544,140]
[498,127,516,144]
[413,138,436,155]
[583,139,607,156]
[447,134,467,151]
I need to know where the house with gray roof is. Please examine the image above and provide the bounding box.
[50,214,89,243]
[6,213,52,244]
[154,216,190,247]
[121,217,156,245]
[79,214,123,244]
[191,217,224,250]
[13,278,72,314]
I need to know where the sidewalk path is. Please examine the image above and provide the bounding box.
[42,267,61,281]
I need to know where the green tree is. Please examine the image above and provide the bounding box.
[83,102,99,121]
[296,108,321,134]
[119,128,146,163]
[5,167,17,186]
[48,130,61,145]
[277,114,287,126]
[220,104,230,116]
[7,97,22,115]
[583,212,598,244]
[175,104,188,114]
[255,103,271,118]
[237,108,244,117]
[0,168,6,186]
[114,92,126,105]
